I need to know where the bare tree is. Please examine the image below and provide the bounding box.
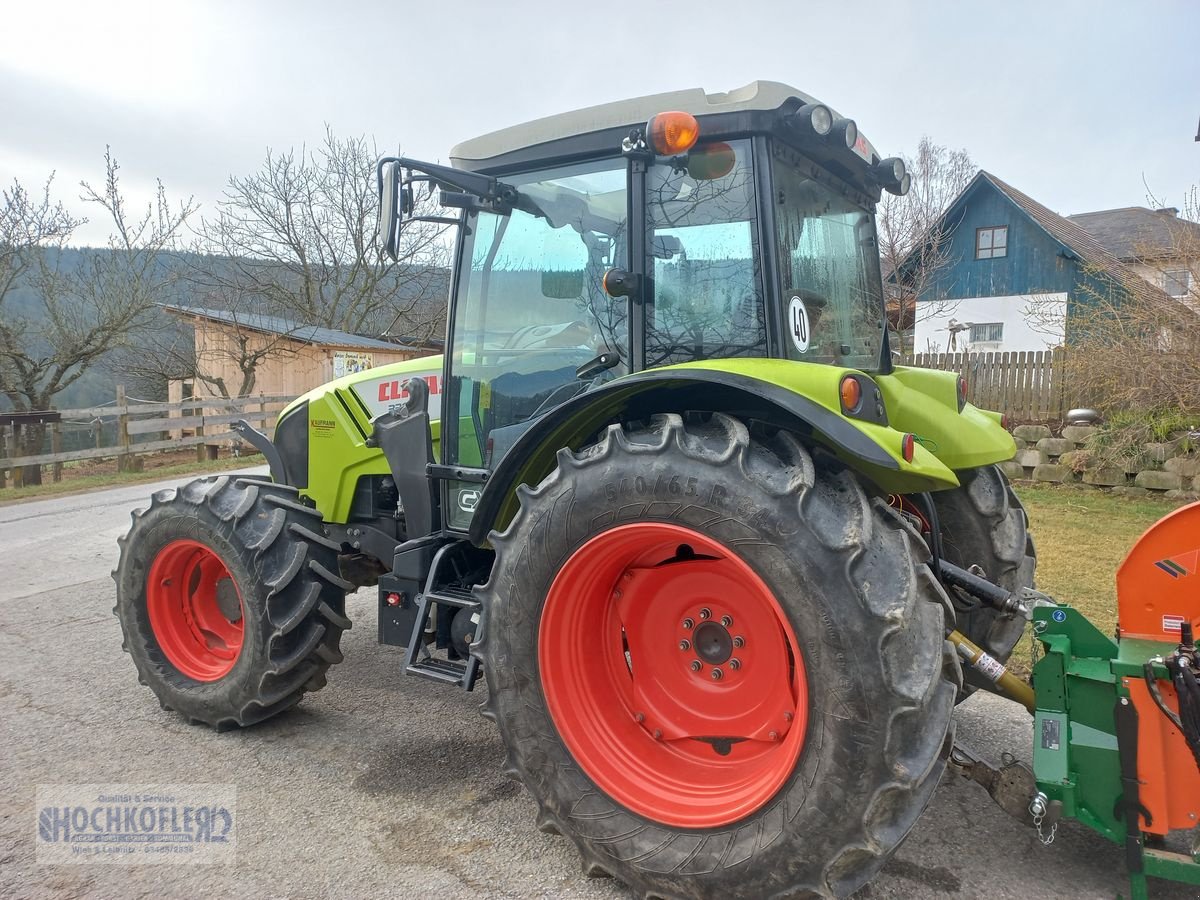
[192,128,449,339]
[117,295,305,400]
[878,137,977,353]
[0,153,194,483]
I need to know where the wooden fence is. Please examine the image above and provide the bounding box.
[901,349,1068,423]
[0,392,293,489]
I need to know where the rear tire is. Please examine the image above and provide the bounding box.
[477,413,960,898]
[113,475,352,729]
[931,464,1036,669]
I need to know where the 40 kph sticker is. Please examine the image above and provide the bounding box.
[788,295,810,353]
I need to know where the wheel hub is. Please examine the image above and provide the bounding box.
[538,522,809,828]
[691,620,732,665]
[146,540,244,681]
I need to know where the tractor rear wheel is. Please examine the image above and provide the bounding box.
[931,464,1036,674]
[477,413,959,898]
[113,475,352,729]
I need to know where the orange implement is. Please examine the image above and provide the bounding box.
[1116,500,1200,834]
[1116,501,1200,642]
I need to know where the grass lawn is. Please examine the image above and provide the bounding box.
[1009,483,1188,665]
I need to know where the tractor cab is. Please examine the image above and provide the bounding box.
[378,81,912,530]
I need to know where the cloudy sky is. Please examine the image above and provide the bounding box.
[2,0,1197,245]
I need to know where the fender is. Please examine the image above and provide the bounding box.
[468,359,993,546]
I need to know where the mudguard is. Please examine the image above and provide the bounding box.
[467,358,1015,545]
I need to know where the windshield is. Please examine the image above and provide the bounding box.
[771,141,886,371]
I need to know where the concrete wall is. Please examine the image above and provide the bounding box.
[1001,424,1200,501]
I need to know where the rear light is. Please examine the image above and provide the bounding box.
[840,376,863,414]
[901,433,916,463]
[386,592,402,607]
[1001,413,1010,431]
[957,376,968,411]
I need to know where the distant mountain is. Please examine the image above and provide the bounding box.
[1,247,450,412]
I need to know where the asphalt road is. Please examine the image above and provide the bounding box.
[0,472,1192,899]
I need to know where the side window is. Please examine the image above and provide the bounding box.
[645,139,764,367]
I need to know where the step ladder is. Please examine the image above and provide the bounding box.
[402,545,482,691]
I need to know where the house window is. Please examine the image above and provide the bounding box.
[969,322,1004,343]
[1163,268,1191,297]
[976,226,1008,259]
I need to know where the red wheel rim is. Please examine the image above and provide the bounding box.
[539,523,808,828]
[146,539,244,681]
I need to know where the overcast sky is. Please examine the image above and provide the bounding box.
[3,0,1197,245]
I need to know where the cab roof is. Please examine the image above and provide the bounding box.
[450,80,835,170]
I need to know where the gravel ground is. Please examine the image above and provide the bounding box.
[0,471,1193,899]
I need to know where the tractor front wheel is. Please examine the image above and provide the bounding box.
[113,475,352,729]
[477,413,960,898]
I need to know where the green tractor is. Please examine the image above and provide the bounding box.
[115,81,1040,896]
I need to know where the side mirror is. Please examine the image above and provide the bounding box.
[377,159,403,261]
[541,269,584,299]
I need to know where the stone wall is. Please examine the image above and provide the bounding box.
[999,424,1200,501]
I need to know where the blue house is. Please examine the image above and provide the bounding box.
[897,171,1162,355]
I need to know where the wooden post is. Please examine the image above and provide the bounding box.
[116,385,132,473]
[195,402,207,463]
[0,422,7,490]
[51,421,63,482]
[9,424,22,489]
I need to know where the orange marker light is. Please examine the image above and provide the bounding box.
[840,376,862,413]
[901,433,916,463]
[686,142,736,180]
[647,111,701,155]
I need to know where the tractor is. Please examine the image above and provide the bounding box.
[113,82,1200,898]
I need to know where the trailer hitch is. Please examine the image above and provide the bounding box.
[948,741,1047,828]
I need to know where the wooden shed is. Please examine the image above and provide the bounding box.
[164,304,440,410]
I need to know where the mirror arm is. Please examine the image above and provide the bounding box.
[380,155,512,206]
[404,215,462,226]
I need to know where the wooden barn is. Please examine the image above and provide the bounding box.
[163,304,440,406]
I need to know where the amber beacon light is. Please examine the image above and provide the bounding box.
[647,111,701,155]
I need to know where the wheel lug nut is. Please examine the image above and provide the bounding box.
[729,658,741,670]
[679,639,690,651]
[721,615,733,627]
[699,608,711,620]
[784,711,793,722]
[682,617,694,630]
[711,668,723,680]
[733,636,745,648]
[635,712,645,723]
[769,731,779,741]
[690,660,702,672]
[653,729,663,740]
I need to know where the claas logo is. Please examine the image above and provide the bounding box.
[378,374,441,402]
[1155,550,1197,579]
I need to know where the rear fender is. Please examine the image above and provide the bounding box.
[468,364,961,546]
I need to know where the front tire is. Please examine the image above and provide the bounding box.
[478,413,959,898]
[113,475,352,729]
